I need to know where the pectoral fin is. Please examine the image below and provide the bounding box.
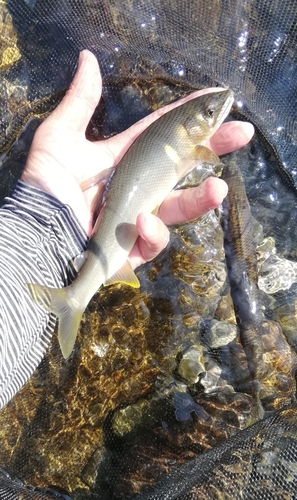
[165,143,220,180]
[190,145,220,165]
[104,260,140,288]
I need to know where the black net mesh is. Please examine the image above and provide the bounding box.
[1,0,297,498]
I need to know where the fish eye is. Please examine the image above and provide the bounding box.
[206,107,214,118]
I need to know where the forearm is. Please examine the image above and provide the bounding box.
[0,181,87,409]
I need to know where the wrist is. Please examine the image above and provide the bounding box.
[21,162,92,235]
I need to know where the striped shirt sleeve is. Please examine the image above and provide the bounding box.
[0,180,88,409]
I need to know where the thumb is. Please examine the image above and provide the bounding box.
[48,50,102,133]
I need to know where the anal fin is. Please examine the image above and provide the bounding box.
[104,260,140,288]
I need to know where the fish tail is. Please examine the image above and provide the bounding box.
[25,283,84,359]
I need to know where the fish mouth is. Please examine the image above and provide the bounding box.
[215,89,234,129]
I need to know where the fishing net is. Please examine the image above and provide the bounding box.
[1,0,297,498]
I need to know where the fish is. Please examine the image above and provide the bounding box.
[26,89,234,359]
[221,160,297,417]
[221,159,265,408]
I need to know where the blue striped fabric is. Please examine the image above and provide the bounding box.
[0,181,87,409]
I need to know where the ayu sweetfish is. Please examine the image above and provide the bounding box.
[221,159,265,382]
[221,160,297,416]
[26,89,234,358]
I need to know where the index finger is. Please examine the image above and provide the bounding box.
[158,176,228,225]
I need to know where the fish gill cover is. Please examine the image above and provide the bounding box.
[0,0,297,498]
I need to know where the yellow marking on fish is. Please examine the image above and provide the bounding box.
[176,123,191,141]
[164,144,181,164]
[151,205,159,216]
[104,260,140,288]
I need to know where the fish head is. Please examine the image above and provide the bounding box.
[183,89,234,144]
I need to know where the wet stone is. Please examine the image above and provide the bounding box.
[177,346,206,384]
[207,319,238,348]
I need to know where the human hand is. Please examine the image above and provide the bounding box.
[21,50,254,269]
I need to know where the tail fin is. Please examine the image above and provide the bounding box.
[25,283,84,359]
